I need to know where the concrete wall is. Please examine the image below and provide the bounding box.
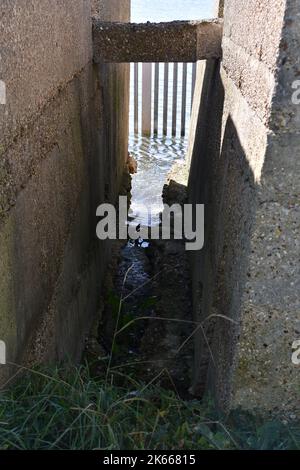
[92,20,223,63]
[0,0,130,382]
[92,0,130,202]
[188,0,300,418]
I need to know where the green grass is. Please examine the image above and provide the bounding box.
[0,364,299,450]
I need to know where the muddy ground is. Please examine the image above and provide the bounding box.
[84,166,195,398]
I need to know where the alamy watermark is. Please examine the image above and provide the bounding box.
[1,81,7,365]
[292,339,300,366]
[0,80,6,105]
[0,341,6,365]
[292,80,300,105]
[96,196,204,251]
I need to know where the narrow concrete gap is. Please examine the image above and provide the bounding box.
[2,0,300,452]
[85,127,195,398]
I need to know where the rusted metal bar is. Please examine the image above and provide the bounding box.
[191,62,197,110]
[154,63,159,135]
[163,63,169,135]
[134,63,139,134]
[172,63,178,136]
[93,19,223,63]
[181,63,187,136]
[142,63,152,136]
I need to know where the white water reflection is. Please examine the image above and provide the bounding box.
[129,135,188,226]
[128,1,213,227]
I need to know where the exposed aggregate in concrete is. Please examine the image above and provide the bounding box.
[92,19,223,63]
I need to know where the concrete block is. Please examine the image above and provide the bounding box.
[92,19,223,63]
[0,0,92,154]
[188,0,300,418]
[0,0,130,383]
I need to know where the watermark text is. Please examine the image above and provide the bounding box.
[96,197,204,251]
[0,341,6,365]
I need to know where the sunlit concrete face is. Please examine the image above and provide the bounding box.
[0,0,130,383]
[188,0,300,419]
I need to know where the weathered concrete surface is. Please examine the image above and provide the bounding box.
[92,0,130,21]
[93,20,223,63]
[214,0,224,17]
[0,0,92,161]
[188,0,300,418]
[0,0,130,383]
[226,0,300,418]
[222,0,286,126]
[92,2,130,203]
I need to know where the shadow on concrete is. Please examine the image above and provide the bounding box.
[188,60,257,406]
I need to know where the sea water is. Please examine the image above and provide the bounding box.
[129,0,214,226]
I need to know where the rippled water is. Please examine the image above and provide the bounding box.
[128,1,213,227]
[129,135,188,225]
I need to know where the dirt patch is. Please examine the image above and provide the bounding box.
[84,170,194,398]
